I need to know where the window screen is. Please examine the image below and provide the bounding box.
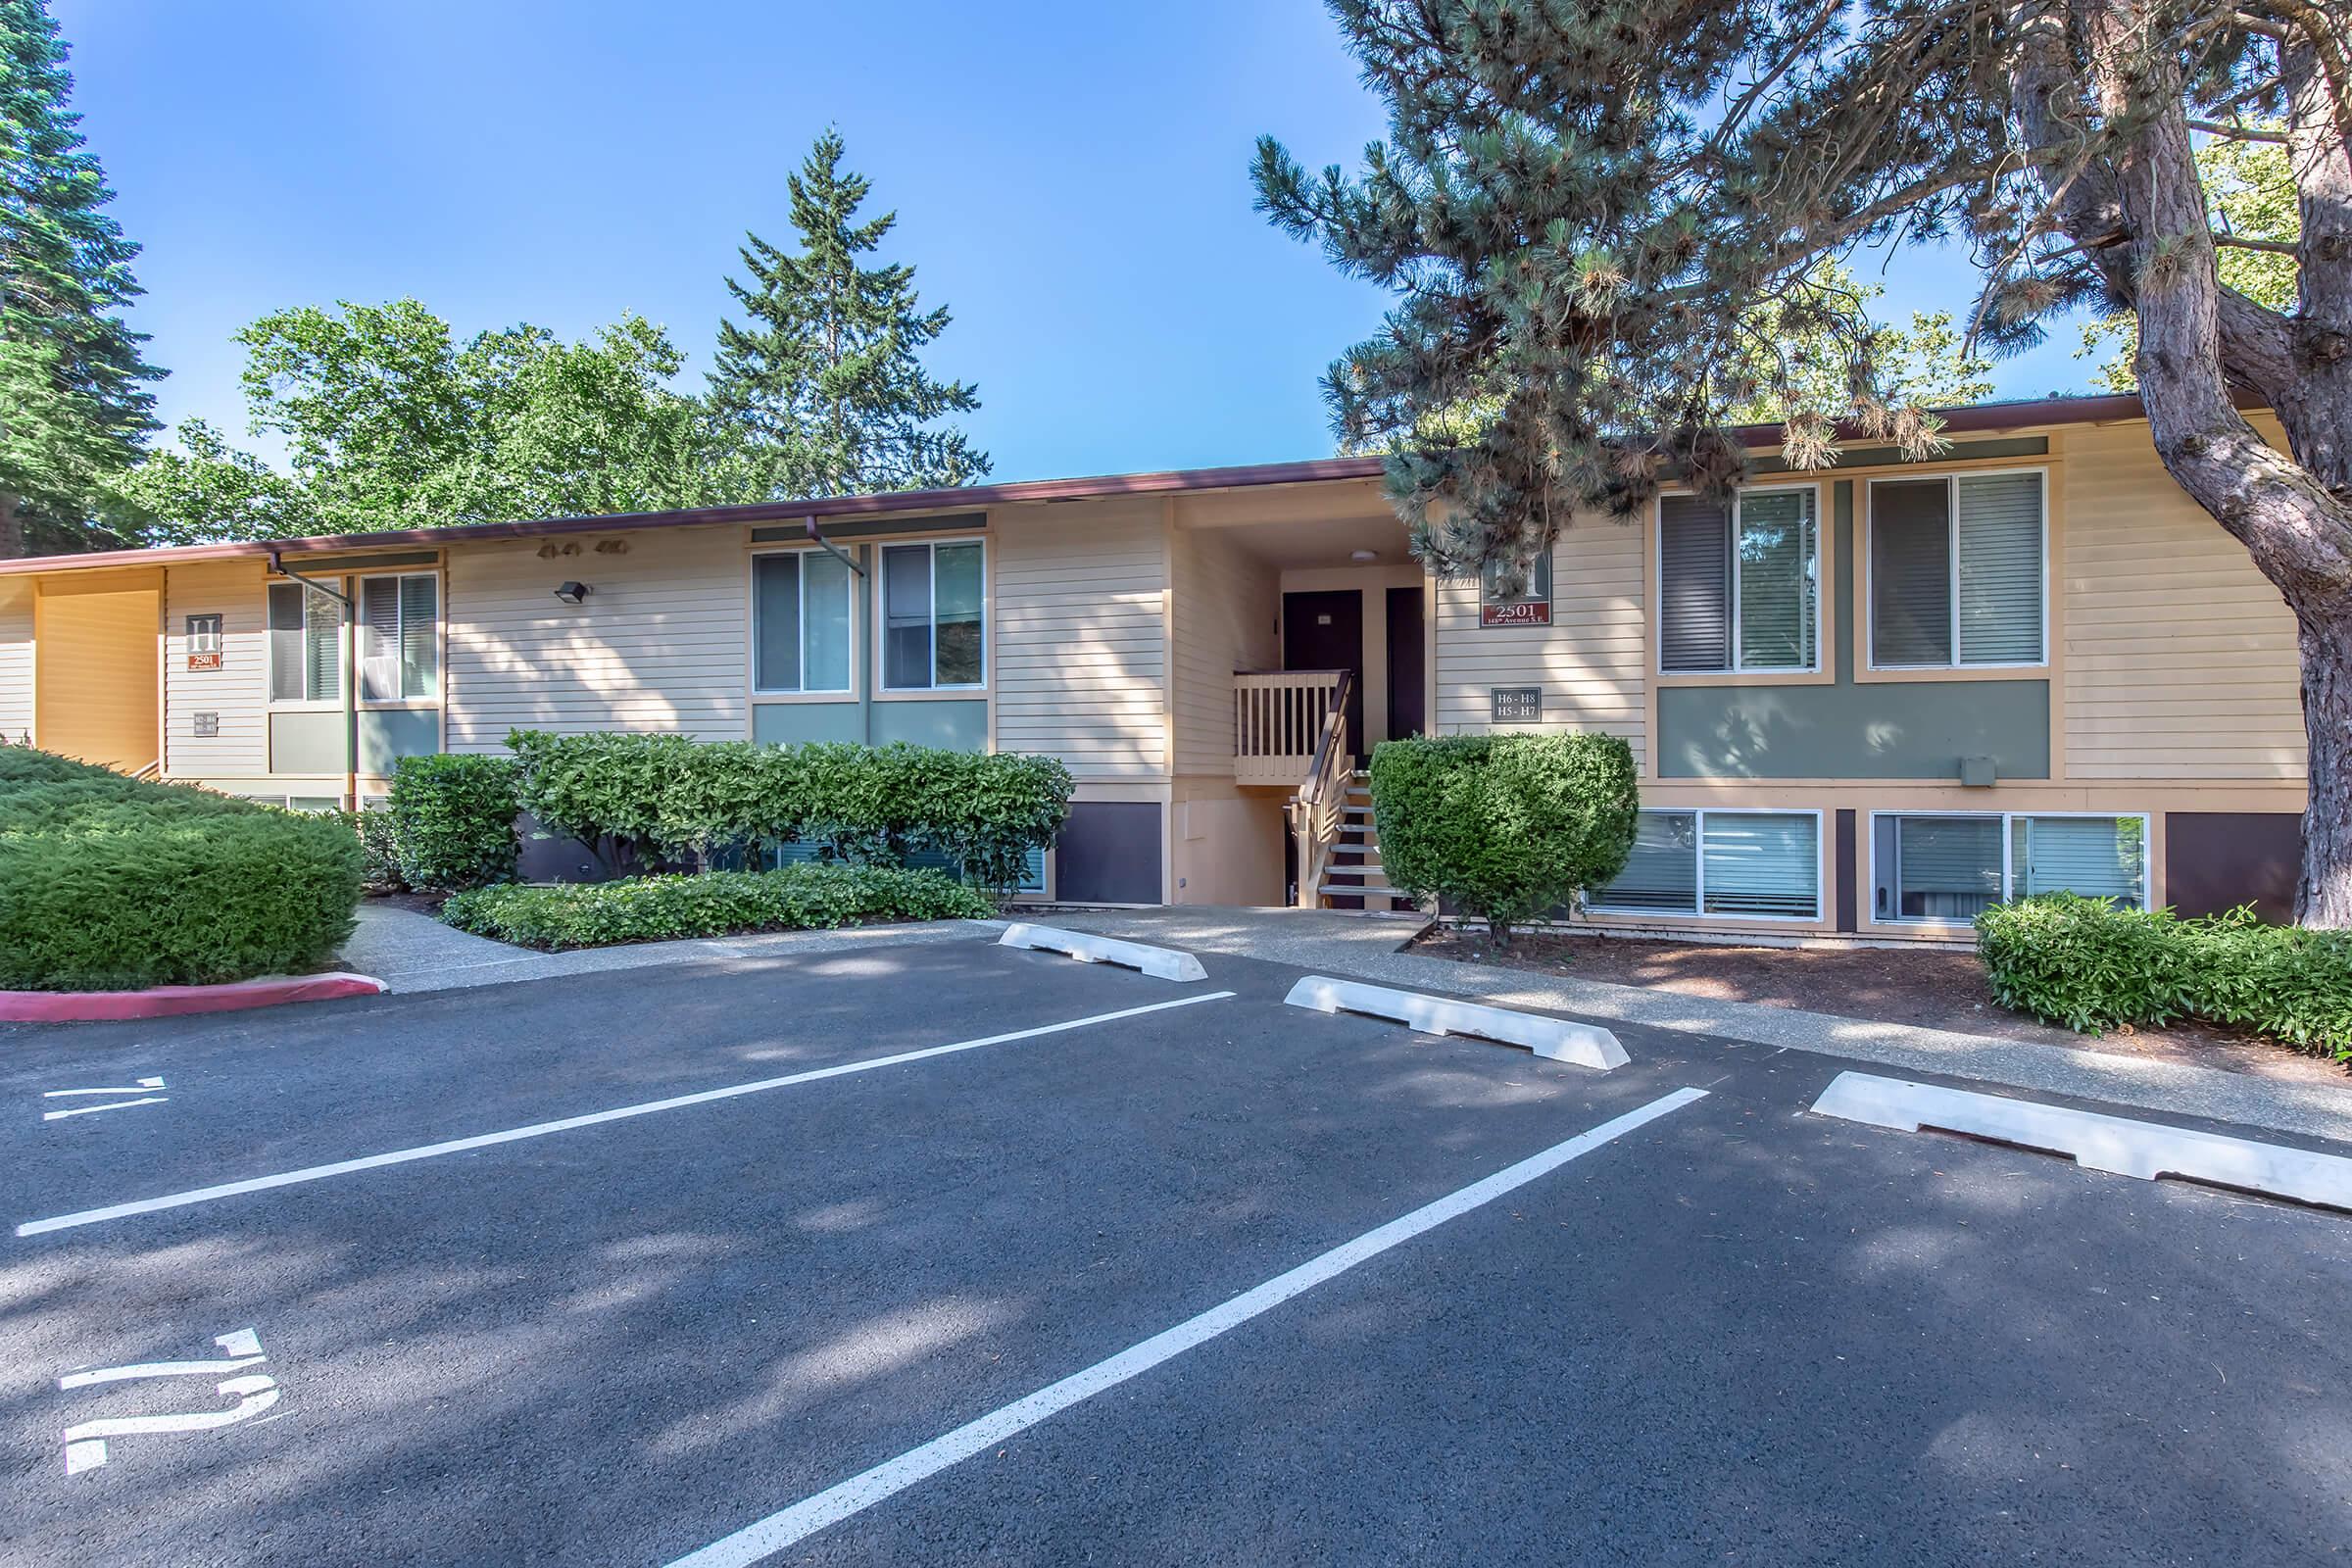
[1737,489,1816,670]
[883,545,934,689]
[1871,479,1953,665]
[2015,816,2144,906]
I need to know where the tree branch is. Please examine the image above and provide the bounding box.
[2187,118,2290,140]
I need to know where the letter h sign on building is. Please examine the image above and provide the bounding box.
[1479,557,1552,627]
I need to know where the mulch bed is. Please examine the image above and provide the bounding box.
[365,890,447,916]
[1409,925,2348,1087]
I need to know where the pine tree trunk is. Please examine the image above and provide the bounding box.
[0,493,22,560]
[2068,10,2352,926]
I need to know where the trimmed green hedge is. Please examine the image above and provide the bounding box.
[440,862,993,951]
[1977,894,2352,1061]
[0,747,362,991]
[1368,732,1640,943]
[385,753,520,890]
[503,731,1070,894]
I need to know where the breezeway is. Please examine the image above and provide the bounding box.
[4,928,2349,1567]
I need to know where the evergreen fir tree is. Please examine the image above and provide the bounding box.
[0,0,161,555]
[710,129,987,498]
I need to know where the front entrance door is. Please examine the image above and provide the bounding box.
[1282,590,1364,762]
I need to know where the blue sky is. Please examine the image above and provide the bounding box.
[57,0,2102,484]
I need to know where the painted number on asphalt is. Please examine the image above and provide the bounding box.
[57,1327,281,1475]
[41,1077,168,1122]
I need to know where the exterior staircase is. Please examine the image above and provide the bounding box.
[1313,770,1413,910]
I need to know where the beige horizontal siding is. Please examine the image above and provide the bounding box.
[446,526,748,749]
[1433,517,1647,769]
[0,577,30,744]
[1170,525,1278,776]
[994,500,1167,780]
[2062,422,2303,780]
[164,559,270,779]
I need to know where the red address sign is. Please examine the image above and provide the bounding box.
[1481,600,1551,627]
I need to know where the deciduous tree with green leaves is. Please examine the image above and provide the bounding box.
[0,0,162,557]
[123,301,753,544]
[1256,0,2352,926]
[708,129,989,499]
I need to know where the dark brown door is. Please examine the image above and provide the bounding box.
[1386,585,1426,743]
[1283,590,1364,760]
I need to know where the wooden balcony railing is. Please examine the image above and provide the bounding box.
[1233,669,1347,787]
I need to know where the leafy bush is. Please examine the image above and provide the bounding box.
[502,731,1070,894]
[440,862,992,950]
[1977,895,2352,1061]
[1974,893,2196,1034]
[1368,732,1640,943]
[0,749,362,990]
[385,754,521,890]
[340,808,408,893]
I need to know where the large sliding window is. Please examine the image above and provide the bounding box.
[1658,486,1819,673]
[882,539,985,690]
[752,551,854,694]
[1872,811,2148,924]
[1869,471,2046,668]
[267,581,343,704]
[358,572,439,702]
[1590,808,1822,920]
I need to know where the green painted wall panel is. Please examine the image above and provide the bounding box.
[871,700,989,751]
[752,702,866,745]
[1656,680,2050,779]
[1656,476,2052,780]
[359,708,439,775]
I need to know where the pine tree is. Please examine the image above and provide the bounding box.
[0,0,161,556]
[709,129,987,499]
[1257,0,2352,927]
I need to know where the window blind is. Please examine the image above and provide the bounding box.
[1592,811,1699,911]
[1659,498,1731,672]
[360,578,402,702]
[2018,816,2143,906]
[1737,490,1815,670]
[1956,473,2043,664]
[1894,815,2002,919]
[1701,813,1818,917]
[1871,480,1953,665]
[398,575,438,699]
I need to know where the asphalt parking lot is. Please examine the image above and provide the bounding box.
[5,929,2350,1566]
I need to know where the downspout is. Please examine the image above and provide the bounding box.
[270,554,357,810]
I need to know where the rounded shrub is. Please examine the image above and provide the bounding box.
[385,753,521,890]
[0,749,362,991]
[1368,732,1640,943]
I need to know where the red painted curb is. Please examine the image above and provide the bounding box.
[0,972,387,1023]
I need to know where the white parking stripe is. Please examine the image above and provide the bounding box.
[1811,1070,2352,1212]
[665,1086,1708,1568]
[16,992,1236,1239]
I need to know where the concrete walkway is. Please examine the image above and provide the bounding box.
[1037,906,2352,1147]
[338,903,993,995]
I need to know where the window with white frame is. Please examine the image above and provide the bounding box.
[1872,811,2147,924]
[267,581,342,704]
[753,551,854,694]
[358,572,438,702]
[1658,487,1819,673]
[1869,471,2046,668]
[882,539,985,690]
[1590,808,1821,919]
